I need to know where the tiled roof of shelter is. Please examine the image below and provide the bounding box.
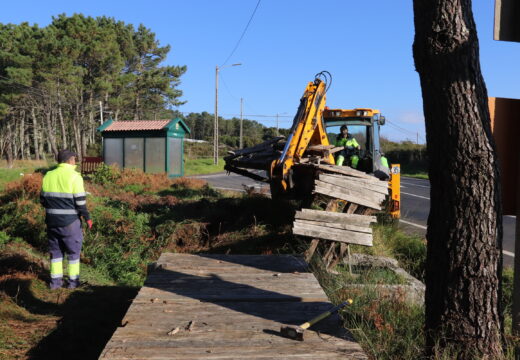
[103,120,171,132]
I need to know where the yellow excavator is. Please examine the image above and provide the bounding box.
[224,71,400,218]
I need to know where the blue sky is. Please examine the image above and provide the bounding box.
[1,1,518,143]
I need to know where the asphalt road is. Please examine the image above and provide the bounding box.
[399,177,516,267]
[194,172,516,266]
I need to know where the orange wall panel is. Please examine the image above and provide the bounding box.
[489,97,520,215]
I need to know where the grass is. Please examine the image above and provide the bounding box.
[401,172,429,180]
[0,161,515,359]
[0,160,49,192]
[308,221,517,359]
[184,157,225,176]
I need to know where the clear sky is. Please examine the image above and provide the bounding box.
[1,0,518,143]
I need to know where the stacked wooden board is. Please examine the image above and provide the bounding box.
[312,165,389,211]
[292,164,389,268]
[293,209,376,246]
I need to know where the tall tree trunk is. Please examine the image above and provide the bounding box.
[5,121,14,168]
[44,108,58,157]
[58,98,67,150]
[412,0,503,358]
[32,107,40,160]
[19,110,25,160]
[73,104,82,159]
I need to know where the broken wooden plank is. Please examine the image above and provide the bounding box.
[293,222,373,246]
[314,181,384,210]
[298,208,376,224]
[315,164,376,180]
[294,219,372,234]
[315,180,387,206]
[306,144,335,151]
[304,239,320,262]
[319,174,389,195]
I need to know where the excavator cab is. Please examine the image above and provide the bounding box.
[323,108,390,180]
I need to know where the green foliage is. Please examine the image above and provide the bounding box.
[184,158,225,176]
[91,163,120,185]
[0,230,9,248]
[502,267,514,316]
[0,14,186,161]
[380,137,428,175]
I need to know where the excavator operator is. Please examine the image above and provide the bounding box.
[335,125,360,168]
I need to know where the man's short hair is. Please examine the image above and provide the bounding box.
[57,149,78,163]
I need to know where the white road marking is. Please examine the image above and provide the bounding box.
[193,173,235,179]
[400,219,427,230]
[401,181,430,189]
[401,192,431,200]
[399,220,515,258]
[402,177,430,182]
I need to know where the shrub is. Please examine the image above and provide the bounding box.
[91,164,121,185]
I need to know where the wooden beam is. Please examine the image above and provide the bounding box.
[294,219,372,234]
[293,222,373,246]
[298,208,376,224]
[314,181,384,210]
[319,173,389,195]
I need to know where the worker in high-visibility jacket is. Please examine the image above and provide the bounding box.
[40,149,92,289]
[335,125,360,168]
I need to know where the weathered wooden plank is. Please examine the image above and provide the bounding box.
[319,171,387,186]
[293,221,372,240]
[298,208,376,224]
[315,180,385,207]
[101,345,367,360]
[294,219,372,234]
[314,184,383,210]
[345,203,359,214]
[100,254,367,360]
[306,144,335,151]
[319,174,388,195]
[305,239,320,262]
[315,164,376,180]
[155,254,308,273]
[293,223,373,247]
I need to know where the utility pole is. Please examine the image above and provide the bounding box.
[240,98,244,149]
[214,66,219,165]
[214,63,242,165]
[276,114,279,136]
[417,132,419,145]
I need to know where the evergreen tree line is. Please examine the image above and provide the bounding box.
[0,14,186,164]
[177,110,290,149]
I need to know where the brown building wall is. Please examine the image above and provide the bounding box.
[489,97,520,215]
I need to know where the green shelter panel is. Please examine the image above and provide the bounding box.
[104,138,124,168]
[124,138,144,170]
[145,137,166,173]
[168,137,183,176]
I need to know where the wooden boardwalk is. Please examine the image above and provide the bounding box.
[100,254,367,359]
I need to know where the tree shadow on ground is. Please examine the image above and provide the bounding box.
[27,284,137,360]
[0,253,138,360]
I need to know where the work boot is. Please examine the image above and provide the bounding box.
[49,279,63,290]
[67,278,80,289]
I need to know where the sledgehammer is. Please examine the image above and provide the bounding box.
[280,299,353,341]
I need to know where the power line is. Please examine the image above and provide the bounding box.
[220,0,261,66]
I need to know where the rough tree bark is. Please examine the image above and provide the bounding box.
[412,0,503,358]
